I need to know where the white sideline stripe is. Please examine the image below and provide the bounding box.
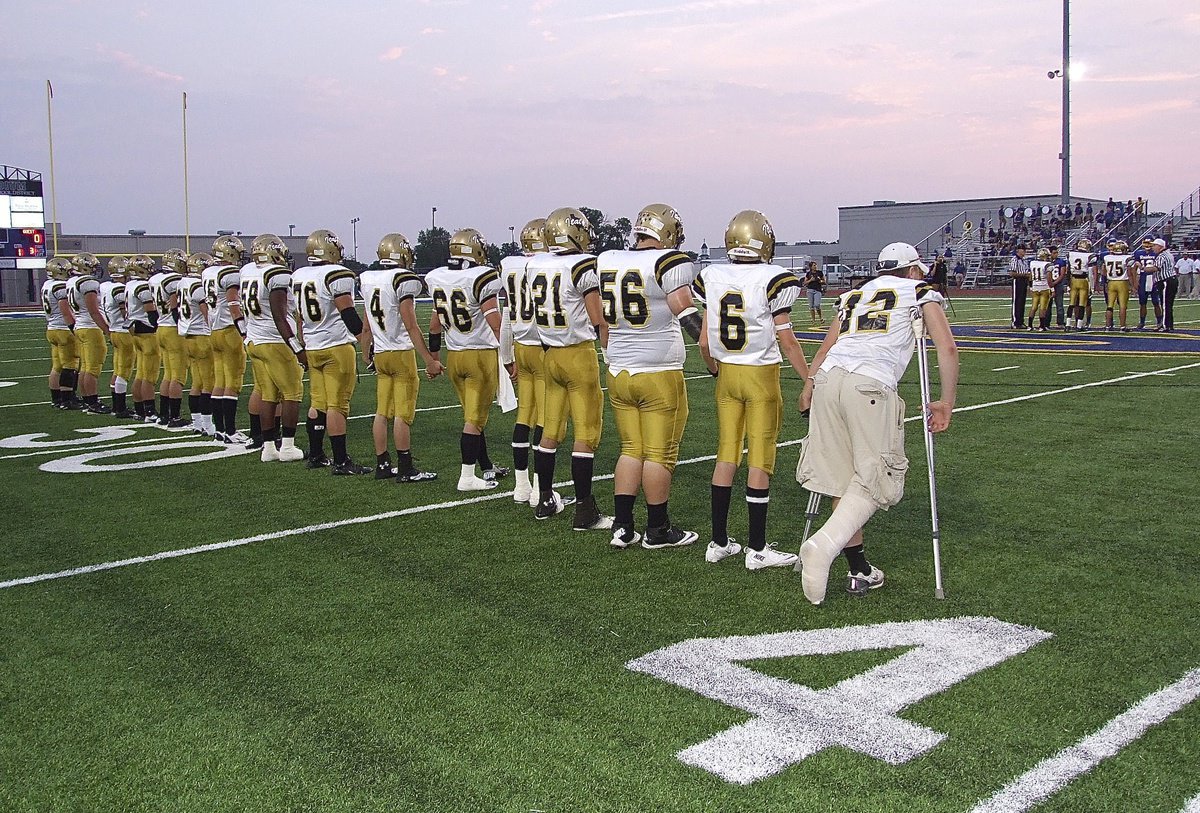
[0,400,52,409]
[0,436,198,461]
[1182,793,1200,813]
[992,366,1020,371]
[3,362,1198,591]
[970,667,1200,813]
[1056,368,1084,375]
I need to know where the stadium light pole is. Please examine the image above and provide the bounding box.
[1047,0,1071,209]
[350,217,360,261]
[431,207,437,230]
[509,225,515,248]
[182,92,191,253]
[45,80,59,254]
[288,224,295,237]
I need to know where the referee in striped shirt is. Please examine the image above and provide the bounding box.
[1150,237,1178,331]
[1008,245,1031,329]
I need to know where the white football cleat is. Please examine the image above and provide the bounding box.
[610,526,642,549]
[705,538,743,563]
[458,475,498,492]
[800,534,843,605]
[846,565,886,596]
[260,444,280,463]
[512,471,532,504]
[230,431,251,444]
[277,445,305,462]
[745,543,799,571]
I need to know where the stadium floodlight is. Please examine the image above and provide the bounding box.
[912,307,945,600]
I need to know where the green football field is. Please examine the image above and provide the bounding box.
[1,295,1198,813]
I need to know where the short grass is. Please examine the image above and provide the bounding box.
[0,296,1198,813]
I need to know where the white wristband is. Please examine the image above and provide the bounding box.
[677,306,698,319]
[287,336,304,355]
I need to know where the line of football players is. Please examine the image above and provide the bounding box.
[1017,236,1176,332]
[39,205,816,569]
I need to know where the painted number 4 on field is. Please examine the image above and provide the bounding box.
[627,617,1051,785]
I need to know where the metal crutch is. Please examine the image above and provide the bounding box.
[792,490,822,573]
[912,309,946,599]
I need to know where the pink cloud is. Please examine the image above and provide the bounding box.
[379,46,407,61]
[95,45,183,83]
[421,27,445,35]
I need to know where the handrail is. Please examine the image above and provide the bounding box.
[1136,185,1200,245]
[917,211,967,256]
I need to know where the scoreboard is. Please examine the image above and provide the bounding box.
[0,168,46,270]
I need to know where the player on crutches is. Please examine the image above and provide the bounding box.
[795,242,958,604]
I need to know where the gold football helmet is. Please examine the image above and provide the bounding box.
[376,233,415,269]
[47,256,73,280]
[128,254,156,279]
[544,207,594,254]
[1037,247,1052,261]
[71,252,101,278]
[211,235,245,266]
[633,203,685,249]
[449,228,488,266]
[251,234,291,266]
[108,255,130,281]
[161,247,188,274]
[306,229,345,264]
[725,210,775,262]
[1110,239,1129,253]
[187,252,214,275]
[519,218,547,254]
[1076,238,1092,252]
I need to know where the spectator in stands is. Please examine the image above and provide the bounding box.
[1075,202,1084,222]
[998,206,1007,230]
[929,252,949,296]
[953,258,967,288]
[1135,196,1147,229]
[1009,245,1031,329]
[1085,202,1094,223]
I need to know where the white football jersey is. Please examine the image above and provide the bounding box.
[1067,251,1093,279]
[696,262,801,366]
[240,262,294,345]
[202,264,241,331]
[126,279,156,327]
[360,267,425,352]
[41,279,70,330]
[525,253,601,347]
[149,272,183,327]
[819,276,944,390]
[67,275,103,329]
[293,264,358,351]
[598,247,697,375]
[1102,254,1132,282]
[426,263,504,351]
[99,281,130,333]
[1030,261,1051,292]
[178,277,211,337]
[501,254,541,346]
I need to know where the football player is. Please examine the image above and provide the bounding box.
[150,249,187,428]
[360,233,443,482]
[1028,247,1053,331]
[797,242,958,604]
[126,254,162,420]
[1066,238,1095,330]
[526,207,611,529]
[1101,239,1133,331]
[427,228,508,491]
[598,203,700,550]
[696,210,808,569]
[180,252,216,436]
[41,256,81,409]
[99,256,137,418]
[240,234,305,462]
[204,235,256,445]
[293,229,370,475]
[67,253,112,414]
[501,218,549,504]
[1132,237,1163,330]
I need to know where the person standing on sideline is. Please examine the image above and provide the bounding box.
[803,261,825,326]
[1150,238,1178,331]
[797,242,959,604]
[1174,252,1194,301]
[1008,245,1031,329]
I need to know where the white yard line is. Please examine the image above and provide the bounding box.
[992,366,1020,371]
[1056,369,1084,375]
[970,668,1200,813]
[1181,793,1200,813]
[3,362,1197,591]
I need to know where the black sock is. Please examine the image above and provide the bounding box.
[614,494,636,528]
[262,425,279,443]
[134,400,145,417]
[711,484,732,545]
[647,501,668,530]
[249,412,262,441]
[170,397,182,419]
[512,424,531,471]
[282,424,295,439]
[84,394,98,406]
[461,432,479,466]
[51,389,61,405]
[158,394,166,415]
[844,544,871,576]
[113,391,127,412]
[571,453,594,502]
[477,432,493,471]
[534,447,557,499]
[531,425,543,448]
[377,452,391,468]
[330,434,348,465]
[308,410,326,457]
[199,393,211,419]
[188,394,200,416]
[397,450,413,474]
[746,486,770,551]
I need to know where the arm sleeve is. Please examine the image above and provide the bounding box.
[766,271,802,314]
[218,267,241,291]
[570,257,600,294]
[263,267,292,292]
[326,269,357,298]
[80,279,101,296]
[499,309,514,365]
[692,269,707,301]
[472,268,503,304]
[914,281,946,308]
[395,273,423,302]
